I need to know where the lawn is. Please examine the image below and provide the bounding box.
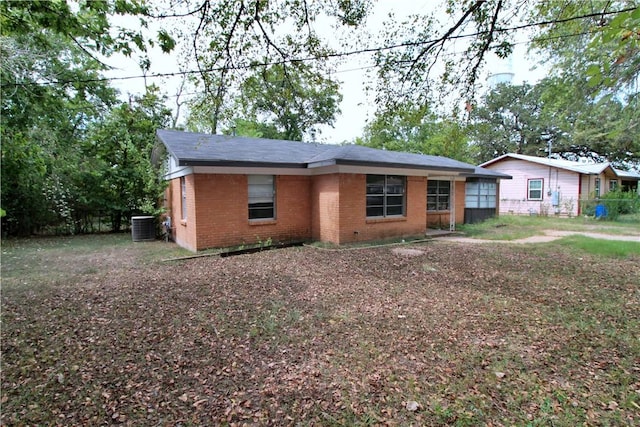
[457,213,640,240]
[2,232,639,425]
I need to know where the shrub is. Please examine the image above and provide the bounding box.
[599,190,640,220]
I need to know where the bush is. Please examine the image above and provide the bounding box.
[599,190,640,220]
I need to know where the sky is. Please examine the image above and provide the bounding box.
[104,1,548,143]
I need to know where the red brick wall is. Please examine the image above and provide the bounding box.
[166,175,198,251]
[336,174,427,244]
[167,172,473,250]
[189,174,312,250]
[337,173,363,243]
[311,174,341,242]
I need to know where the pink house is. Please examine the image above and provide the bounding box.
[480,153,640,217]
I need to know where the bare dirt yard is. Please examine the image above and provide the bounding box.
[2,232,639,425]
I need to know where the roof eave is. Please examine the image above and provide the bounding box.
[156,134,180,161]
[462,172,513,179]
[306,159,338,168]
[178,159,307,168]
[331,159,474,173]
[478,154,511,167]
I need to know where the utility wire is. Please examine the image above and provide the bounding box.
[155,27,600,103]
[1,6,634,90]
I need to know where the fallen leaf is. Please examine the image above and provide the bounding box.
[405,400,420,412]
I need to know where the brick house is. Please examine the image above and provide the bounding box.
[156,130,510,251]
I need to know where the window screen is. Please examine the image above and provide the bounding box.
[528,179,543,201]
[366,175,406,217]
[180,176,187,220]
[465,180,497,208]
[248,175,275,220]
[427,180,451,211]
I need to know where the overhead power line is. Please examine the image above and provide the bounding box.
[1,6,635,90]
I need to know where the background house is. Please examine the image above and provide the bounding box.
[156,130,510,251]
[480,153,640,217]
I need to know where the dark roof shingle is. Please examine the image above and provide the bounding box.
[156,129,505,177]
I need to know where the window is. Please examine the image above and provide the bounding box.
[427,180,451,211]
[609,179,618,191]
[528,179,543,200]
[366,175,406,217]
[248,175,275,220]
[180,176,187,220]
[595,178,601,197]
[465,180,496,208]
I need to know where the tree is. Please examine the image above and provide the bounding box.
[358,103,471,162]
[531,1,640,99]
[470,78,640,166]
[1,0,175,235]
[469,82,550,163]
[564,94,640,165]
[84,86,172,232]
[0,0,174,60]
[6,1,636,118]
[529,1,640,166]
[220,118,285,140]
[1,28,118,235]
[236,63,342,141]
[153,0,369,133]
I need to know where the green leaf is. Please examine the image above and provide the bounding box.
[585,64,601,77]
[157,30,176,53]
[587,73,603,87]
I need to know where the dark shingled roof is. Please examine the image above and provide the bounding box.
[462,166,513,180]
[156,129,490,174]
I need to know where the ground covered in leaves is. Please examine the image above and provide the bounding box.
[2,235,639,425]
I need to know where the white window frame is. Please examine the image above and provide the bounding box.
[528,178,543,201]
[248,175,275,220]
[180,176,187,220]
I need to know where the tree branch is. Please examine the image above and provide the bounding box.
[403,0,485,82]
[70,35,113,70]
[302,0,313,35]
[466,0,504,93]
[253,1,288,60]
[192,0,211,89]
[144,6,207,19]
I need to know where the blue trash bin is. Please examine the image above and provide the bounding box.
[595,204,608,219]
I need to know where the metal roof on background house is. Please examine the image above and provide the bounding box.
[615,169,640,180]
[156,129,507,176]
[480,153,618,175]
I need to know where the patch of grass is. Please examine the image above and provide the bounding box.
[457,216,545,240]
[1,234,193,292]
[617,212,640,224]
[550,235,640,258]
[458,214,639,240]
